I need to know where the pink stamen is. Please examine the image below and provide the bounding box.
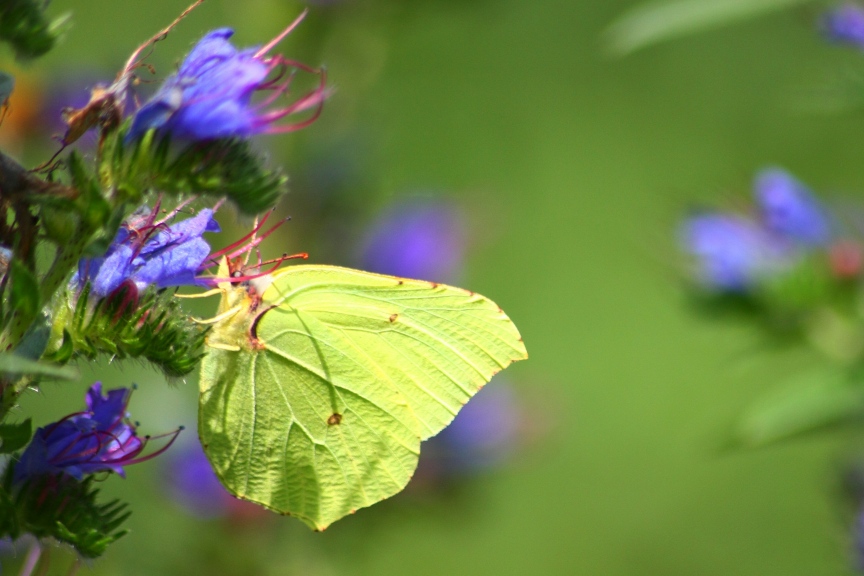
[204,212,274,265]
[254,10,309,59]
[209,253,308,285]
[122,427,183,466]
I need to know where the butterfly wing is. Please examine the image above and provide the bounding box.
[199,265,527,530]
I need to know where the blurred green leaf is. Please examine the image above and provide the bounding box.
[734,369,864,447]
[8,259,39,321]
[0,353,78,380]
[0,418,30,453]
[604,0,816,56]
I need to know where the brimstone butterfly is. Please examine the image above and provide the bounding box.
[198,259,526,530]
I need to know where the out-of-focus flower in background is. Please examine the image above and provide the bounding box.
[359,197,467,284]
[824,3,864,48]
[413,378,521,488]
[680,168,848,293]
[754,168,832,247]
[164,440,268,522]
[680,214,791,292]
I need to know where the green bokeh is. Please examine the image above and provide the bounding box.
[4,0,863,574]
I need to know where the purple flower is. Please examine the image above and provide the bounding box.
[127,18,325,142]
[360,198,467,284]
[13,383,180,483]
[433,380,519,472]
[823,4,864,47]
[164,441,234,519]
[680,214,790,292]
[754,168,832,246]
[76,206,220,298]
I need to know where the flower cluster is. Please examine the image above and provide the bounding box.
[680,168,839,292]
[127,19,325,142]
[13,383,179,483]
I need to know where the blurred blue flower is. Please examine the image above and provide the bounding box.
[360,198,466,284]
[754,168,832,246]
[13,383,178,483]
[127,23,324,142]
[824,4,864,47]
[76,207,219,298]
[433,379,520,473]
[681,214,790,292]
[165,441,233,519]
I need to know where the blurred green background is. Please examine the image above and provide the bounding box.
[4,0,864,574]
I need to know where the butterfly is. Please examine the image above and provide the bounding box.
[196,257,527,530]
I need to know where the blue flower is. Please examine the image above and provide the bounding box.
[823,4,864,48]
[360,198,466,284]
[433,380,519,472]
[754,168,832,246]
[164,441,233,519]
[680,214,790,292]
[76,207,220,298]
[13,383,179,483]
[127,21,324,142]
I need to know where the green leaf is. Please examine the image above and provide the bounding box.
[0,418,30,453]
[0,353,78,380]
[603,0,816,56]
[199,265,527,530]
[733,370,864,447]
[8,259,39,320]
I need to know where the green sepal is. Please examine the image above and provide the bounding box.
[103,128,287,214]
[56,283,209,377]
[0,465,130,558]
[0,418,30,453]
[43,328,73,364]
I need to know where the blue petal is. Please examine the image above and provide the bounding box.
[135,237,211,288]
[681,214,790,291]
[90,244,135,297]
[754,168,831,246]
